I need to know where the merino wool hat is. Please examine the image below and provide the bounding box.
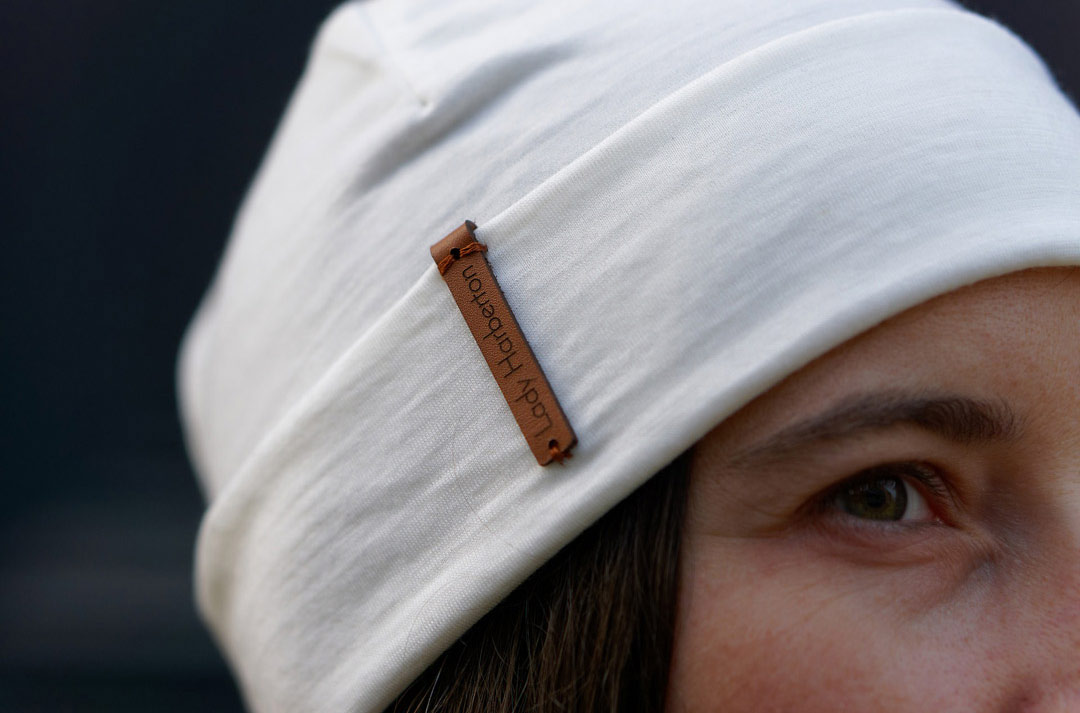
[177,0,1080,711]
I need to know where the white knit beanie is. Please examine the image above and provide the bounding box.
[176,0,1080,710]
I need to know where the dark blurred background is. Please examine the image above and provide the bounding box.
[0,1,1077,711]
[1,1,339,709]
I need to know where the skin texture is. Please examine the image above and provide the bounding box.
[667,267,1080,712]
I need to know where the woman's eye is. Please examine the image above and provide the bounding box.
[826,463,937,523]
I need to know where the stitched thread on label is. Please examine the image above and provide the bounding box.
[436,240,488,275]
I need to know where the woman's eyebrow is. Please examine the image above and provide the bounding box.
[728,392,1023,468]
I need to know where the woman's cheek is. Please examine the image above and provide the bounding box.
[667,534,993,713]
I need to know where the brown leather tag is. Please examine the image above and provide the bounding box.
[431,221,576,466]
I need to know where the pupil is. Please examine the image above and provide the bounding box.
[841,476,907,521]
[864,488,888,510]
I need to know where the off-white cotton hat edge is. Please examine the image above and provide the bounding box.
[176,1,1080,711]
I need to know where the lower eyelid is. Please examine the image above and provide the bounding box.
[812,508,950,545]
[805,517,957,567]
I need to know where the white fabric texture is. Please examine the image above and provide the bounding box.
[176,0,1080,711]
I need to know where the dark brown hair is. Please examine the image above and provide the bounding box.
[383,450,692,713]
